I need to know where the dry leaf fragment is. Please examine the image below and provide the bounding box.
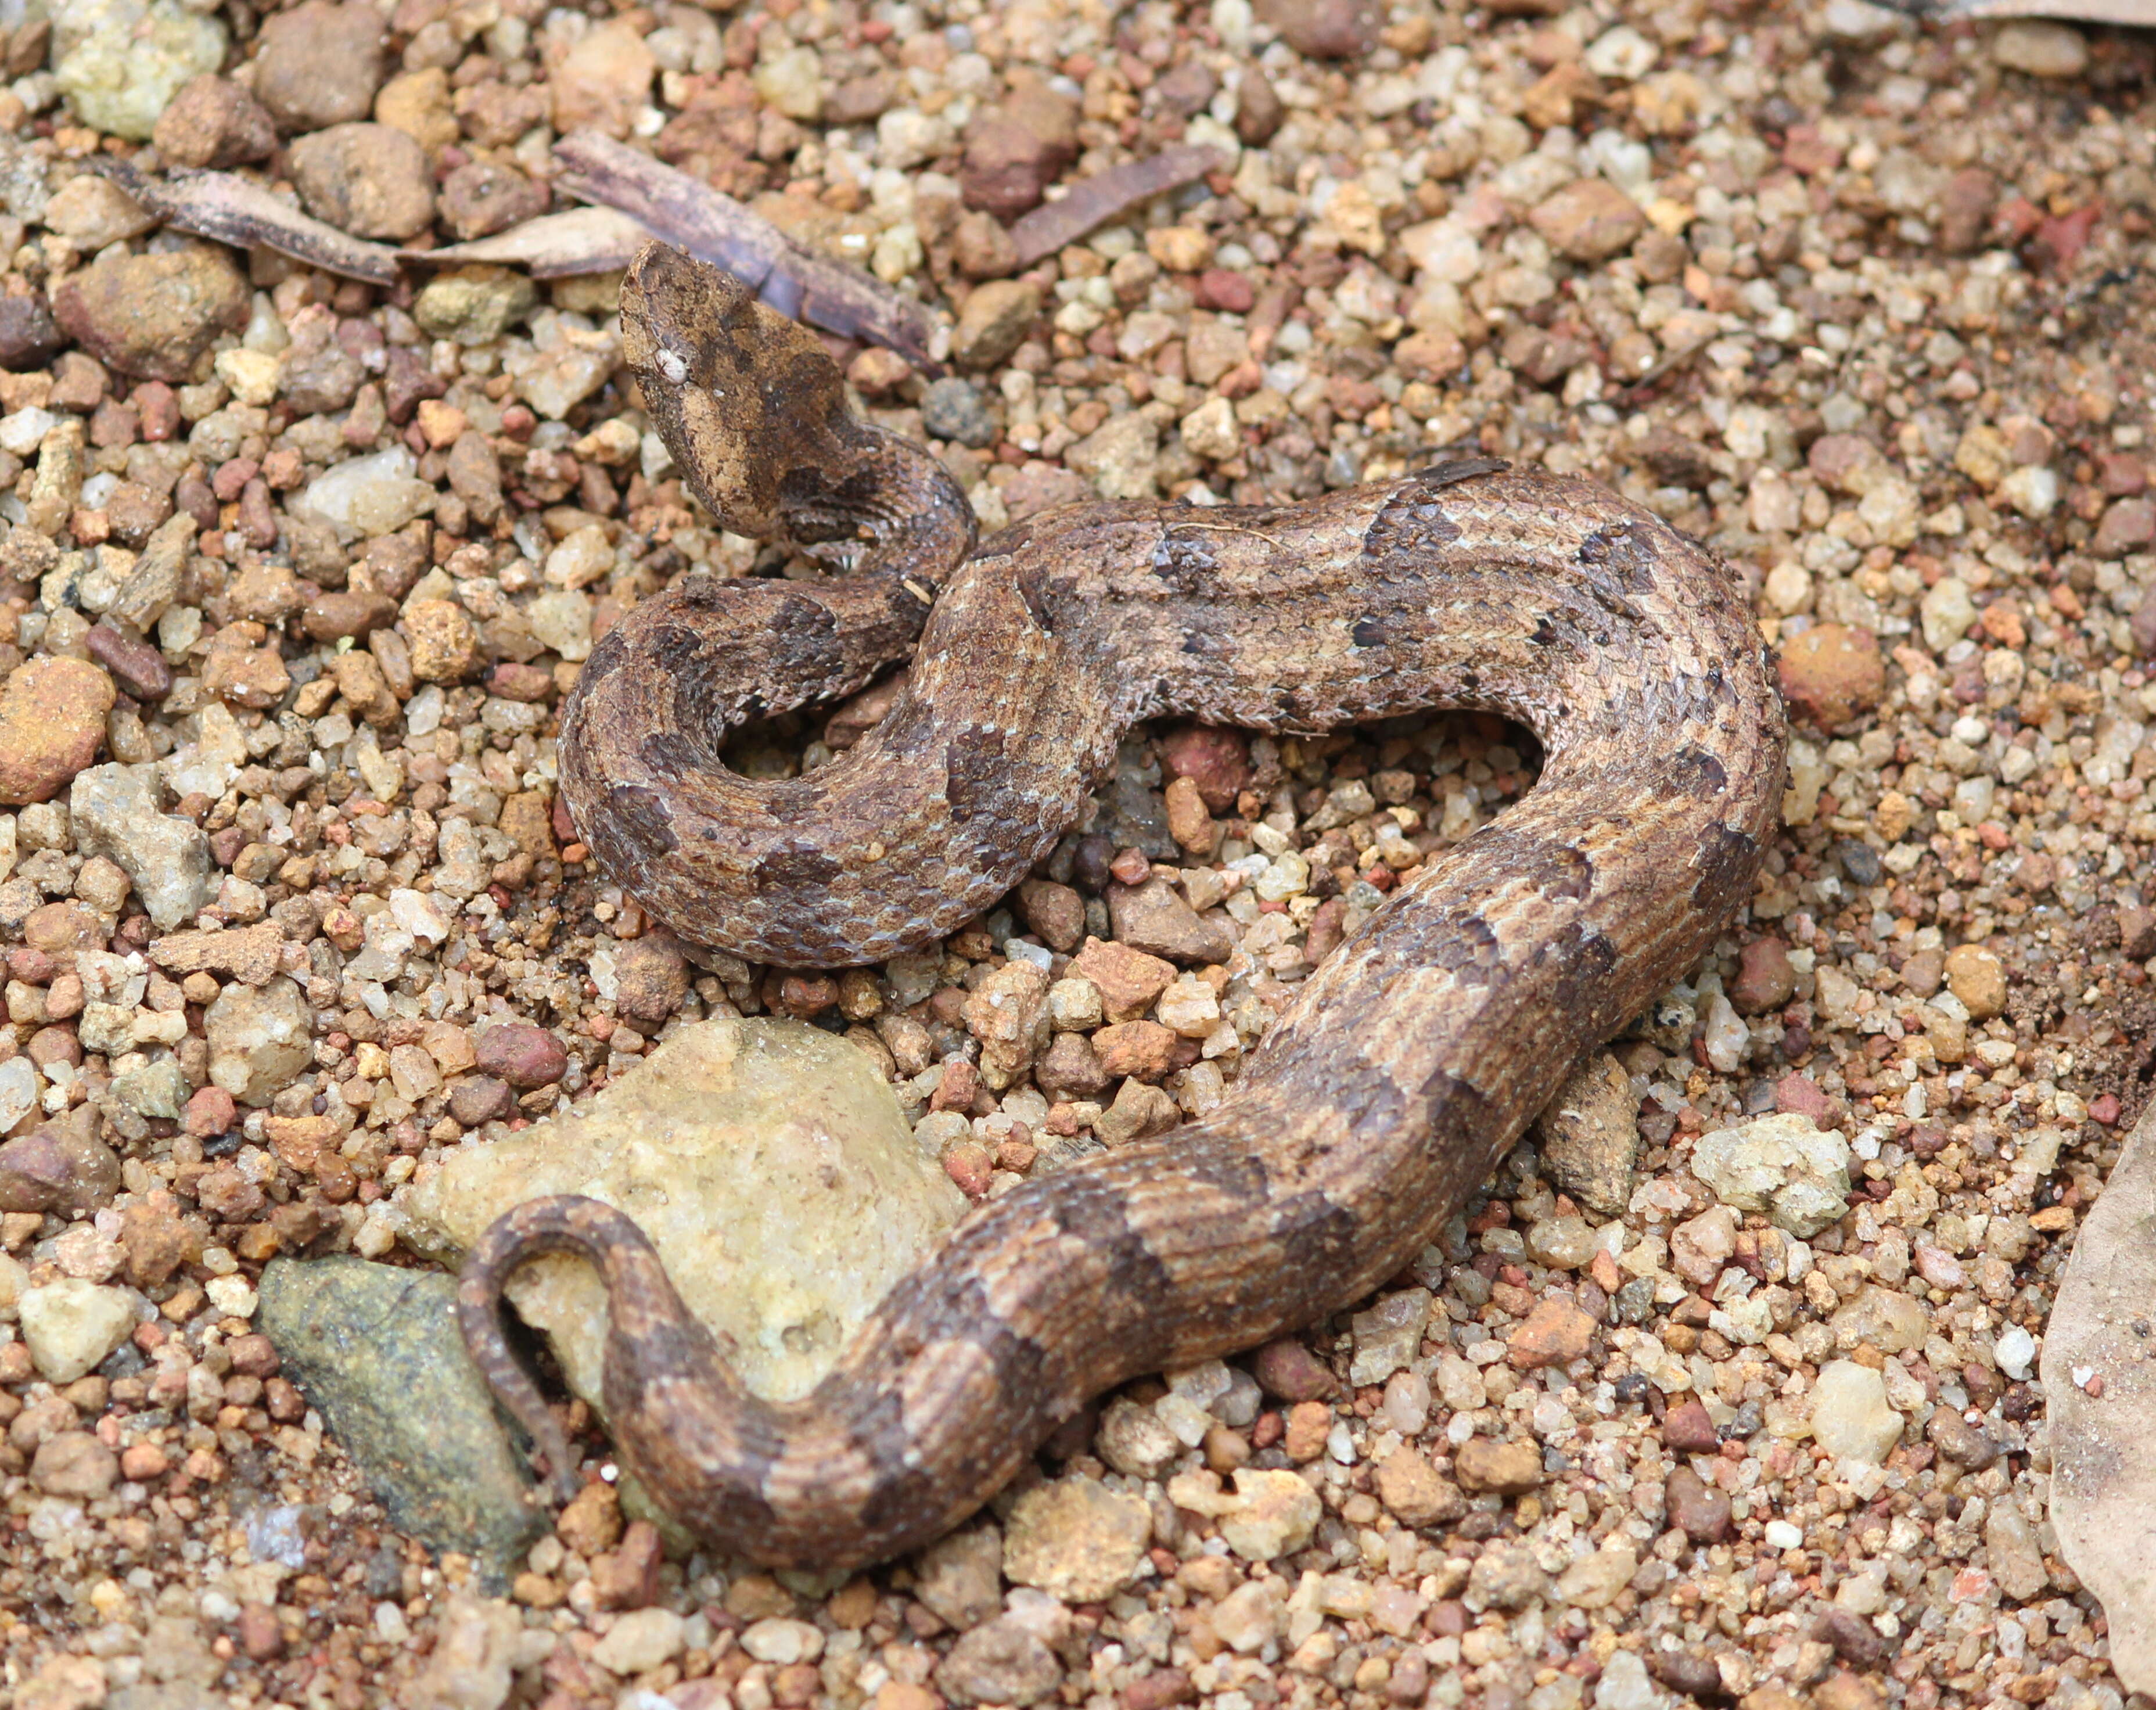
[1008,145,1225,269]
[410,207,652,278]
[551,131,940,371]
[89,160,401,285]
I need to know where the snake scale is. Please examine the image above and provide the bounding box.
[457,243,1788,1569]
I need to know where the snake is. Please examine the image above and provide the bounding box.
[457,242,1788,1571]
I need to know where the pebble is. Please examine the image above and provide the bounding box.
[1993,1323,2036,1381]
[1523,1213,1597,1270]
[1372,1446,1466,1527]
[1070,937,1177,1021]
[548,18,656,139]
[2094,497,2156,558]
[1252,1337,1336,1401]
[415,268,539,347]
[0,656,115,806]
[69,763,213,930]
[1002,1475,1152,1603]
[296,447,439,542]
[52,0,228,141]
[1349,1287,1429,1385]
[1776,623,1885,728]
[1990,20,2087,77]
[591,1607,686,1675]
[959,81,1079,220]
[1507,1296,1598,1368]
[406,1593,526,1710]
[1466,1541,1548,1611]
[439,160,548,243]
[915,1524,1004,1629]
[404,598,483,682]
[937,1617,1062,1707]
[253,0,386,130]
[204,976,313,1108]
[41,176,156,253]
[1097,1395,1181,1478]
[1282,1399,1331,1460]
[1066,414,1160,501]
[1529,179,1648,261]
[1830,1285,1929,1355]
[50,243,249,382]
[34,1430,119,1499]
[0,1119,121,1215]
[472,1021,567,1088]
[1594,1650,1668,1710]
[259,1257,547,1585]
[1093,1019,1180,1080]
[1729,937,1795,1014]
[1809,1359,1903,1464]
[953,280,1042,371]
[922,377,998,449]
[86,623,174,702]
[1158,727,1251,813]
[1659,1397,1719,1453]
[0,294,62,371]
[611,934,689,1025]
[1217,1467,1321,1559]
[1531,1052,1638,1217]
[19,1278,138,1383]
[1943,943,2007,1019]
[1555,1545,1637,1609]
[152,74,278,168]
[1664,1467,1731,1543]
[1454,1437,1546,1493]
[288,123,437,242]
[150,921,283,987]
[1178,396,1241,463]
[1256,0,1375,59]
[1983,1496,2049,1601]
[407,1020,965,1408]
[1107,876,1235,965]
[1689,1112,1852,1238]
[1016,880,1084,952]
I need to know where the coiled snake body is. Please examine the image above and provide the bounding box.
[458,244,1788,1569]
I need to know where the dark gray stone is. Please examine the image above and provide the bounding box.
[922,377,998,449]
[258,1255,545,1585]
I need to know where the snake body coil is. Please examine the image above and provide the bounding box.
[458,244,1788,1569]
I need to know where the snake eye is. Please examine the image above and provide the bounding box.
[655,347,690,385]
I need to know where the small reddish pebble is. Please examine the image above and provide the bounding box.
[1194,268,1255,312]
[120,1442,170,1481]
[475,1021,568,1088]
[943,1140,994,1198]
[185,1084,237,1139]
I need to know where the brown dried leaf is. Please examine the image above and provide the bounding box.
[2040,1102,2156,1693]
[551,131,940,371]
[1008,145,1225,270]
[89,160,401,285]
[411,206,653,278]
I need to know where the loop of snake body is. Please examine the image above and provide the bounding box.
[457,243,1788,1569]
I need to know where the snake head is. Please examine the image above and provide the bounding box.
[620,241,863,541]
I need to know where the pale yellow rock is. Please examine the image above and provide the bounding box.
[405,1018,966,1407]
[1002,1475,1152,1603]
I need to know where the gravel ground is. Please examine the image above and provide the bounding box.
[0,0,2151,1707]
